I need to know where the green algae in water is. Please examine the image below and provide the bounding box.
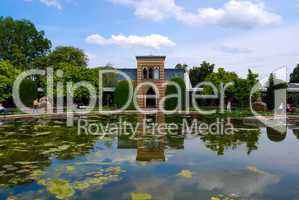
[32,132,51,137]
[210,195,236,200]
[46,179,75,199]
[131,193,152,200]
[177,170,192,178]
[65,165,75,173]
[7,196,18,200]
[36,179,47,186]
[246,165,266,175]
[105,166,125,174]
[31,170,45,178]
[73,181,90,190]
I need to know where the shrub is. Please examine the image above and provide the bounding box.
[165,77,186,110]
[114,80,135,109]
[19,78,38,107]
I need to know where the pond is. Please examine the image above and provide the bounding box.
[0,114,298,200]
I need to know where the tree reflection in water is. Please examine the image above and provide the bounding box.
[199,129,260,155]
[292,129,299,140]
[0,114,295,189]
[267,127,287,142]
[0,118,98,186]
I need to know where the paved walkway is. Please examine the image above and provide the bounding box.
[1,111,298,121]
[0,110,204,121]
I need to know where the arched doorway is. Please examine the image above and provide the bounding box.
[146,87,157,108]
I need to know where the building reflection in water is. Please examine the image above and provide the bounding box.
[117,113,185,162]
[136,113,166,162]
[117,114,299,159]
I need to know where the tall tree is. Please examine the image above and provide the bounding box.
[265,73,275,110]
[234,69,260,106]
[0,17,51,69]
[204,68,238,98]
[290,64,299,83]
[48,46,88,68]
[189,61,215,86]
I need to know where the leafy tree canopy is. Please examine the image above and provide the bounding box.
[114,80,134,109]
[48,46,88,68]
[204,68,259,106]
[0,61,21,102]
[290,64,299,83]
[234,70,259,106]
[204,68,238,96]
[0,17,51,69]
[189,61,214,87]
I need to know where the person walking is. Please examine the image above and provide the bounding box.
[32,99,39,113]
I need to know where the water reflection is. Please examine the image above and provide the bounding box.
[136,137,166,162]
[267,127,287,142]
[292,129,299,140]
[0,114,298,200]
[199,128,260,155]
[0,119,97,186]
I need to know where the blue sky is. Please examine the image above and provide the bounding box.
[1,0,299,78]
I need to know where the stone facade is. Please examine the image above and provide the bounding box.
[136,56,166,111]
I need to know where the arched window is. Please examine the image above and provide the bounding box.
[154,68,159,80]
[148,68,154,79]
[143,68,148,79]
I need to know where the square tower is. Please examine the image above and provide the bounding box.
[136,56,166,110]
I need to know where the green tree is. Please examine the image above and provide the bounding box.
[114,80,134,109]
[0,61,20,102]
[39,63,91,104]
[265,73,275,110]
[19,78,38,107]
[204,68,238,98]
[48,46,88,68]
[175,63,188,71]
[165,77,186,110]
[0,17,51,69]
[234,69,259,107]
[290,64,299,83]
[189,61,214,86]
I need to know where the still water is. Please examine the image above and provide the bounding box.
[0,114,298,200]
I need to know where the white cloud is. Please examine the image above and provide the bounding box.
[110,0,281,28]
[86,33,175,49]
[167,23,299,78]
[86,52,97,60]
[39,0,62,9]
